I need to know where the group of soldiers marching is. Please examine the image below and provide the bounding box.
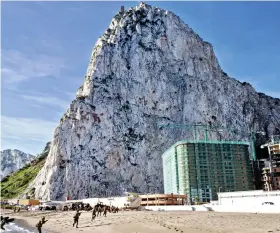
[36,203,120,231]
[74,203,119,228]
[63,202,92,211]
[91,203,119,220]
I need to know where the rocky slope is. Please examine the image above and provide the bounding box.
[0,149,35,180]
[1,142,51,199]
[29,2,280,200]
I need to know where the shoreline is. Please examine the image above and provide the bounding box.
[14,218,43,233]
[1,210,56,233]
[15,218,36,230]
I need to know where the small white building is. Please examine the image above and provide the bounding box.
[81,196,129,208]
[218,190,280,207]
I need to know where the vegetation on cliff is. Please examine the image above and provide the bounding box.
[0,142,50,199]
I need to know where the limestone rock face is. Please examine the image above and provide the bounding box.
[0,150,35,179]
[31,2,280,200]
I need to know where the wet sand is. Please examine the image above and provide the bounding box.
[14,218,41,232]
[2,209,280,233]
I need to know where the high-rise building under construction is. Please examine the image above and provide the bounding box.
[162,140,254,203]
[261,136,280,191]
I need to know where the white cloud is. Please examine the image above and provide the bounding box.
[61,90,77,100]
[1,116,58,155]
[41,39,63,50]
[1,49,67,84]
[34,2,52,11]
[21,94,70,111]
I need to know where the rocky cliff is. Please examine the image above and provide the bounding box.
[1,142,51,199]
[29,2,280,200]
[0,149,35,180]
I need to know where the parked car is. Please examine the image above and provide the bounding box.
[39,202,59,210]
[13,204,28,210]
[28,205,40,211]
[262,202,274,205]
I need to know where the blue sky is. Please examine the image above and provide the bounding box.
[1,1,280,155]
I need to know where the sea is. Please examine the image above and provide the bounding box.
[2,222,36,233]
[3,220,53,233]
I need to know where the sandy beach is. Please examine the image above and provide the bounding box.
[2,209,280,233]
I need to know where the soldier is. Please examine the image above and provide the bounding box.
[41,217,48,224]
[36,220,43,233]
[36,217,48,233]
[1,216,7,230]
[91,208,96,221]
[73,210,81,228]
[103,206,108,217]
[97,206,102,216]
[1,216,15,230]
